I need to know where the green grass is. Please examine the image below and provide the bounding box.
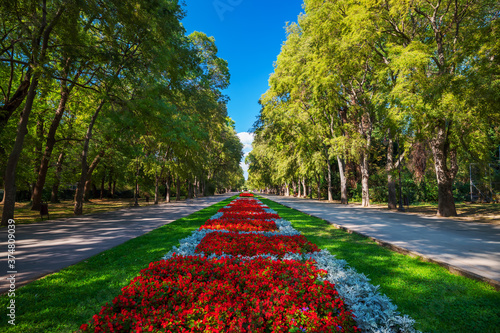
[0,196,236,332]
[2,194,499,332]
[257,196,500,333]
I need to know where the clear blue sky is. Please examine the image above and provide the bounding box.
[181,0,304,134]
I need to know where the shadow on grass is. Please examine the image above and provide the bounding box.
[260,197,500,333]
[0,197,235,332]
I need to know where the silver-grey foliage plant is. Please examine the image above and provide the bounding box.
[162,198,421,333]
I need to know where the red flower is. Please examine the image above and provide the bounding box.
[80,257,359,332]
[196,232,320,257]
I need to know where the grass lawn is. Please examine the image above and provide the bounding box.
[257,196,500,333]
[1,194,499,332]
[340,200,500,224]
[0,197,188,226]
[405,202,500,224]
[0,196,236,332]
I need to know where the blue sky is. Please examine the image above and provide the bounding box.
[181,0,304,178]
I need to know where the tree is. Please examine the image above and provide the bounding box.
[2,0,68,226]
[372,0,500,216]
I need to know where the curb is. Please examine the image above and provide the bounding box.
[262,197,500,292]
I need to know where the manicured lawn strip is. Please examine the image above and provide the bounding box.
[0,196,236,333]
[257,196,500,333]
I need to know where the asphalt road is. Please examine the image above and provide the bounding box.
[0,193,235,294]
[260,194,500,287]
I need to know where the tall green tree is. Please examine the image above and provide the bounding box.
[1,0,68,226]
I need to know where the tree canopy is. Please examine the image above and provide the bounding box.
[248,0,500,216]
[0,0,244,225]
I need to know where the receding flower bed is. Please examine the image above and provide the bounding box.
[218,211,280,220]
[80,195,420,333]
[80,256,359,333]
[200,218,278,232]
[196,231,320,257]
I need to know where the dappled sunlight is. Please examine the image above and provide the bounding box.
[259,195,500,332]
[0,195,235,293]
[261,194,500,283]
[0,196,237,332]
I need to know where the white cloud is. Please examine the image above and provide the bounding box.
[237,132,254,180]
[240,161,249,173]
[237,132,254,154]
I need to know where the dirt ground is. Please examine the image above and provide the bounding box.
[347,201,500,224]
[0,197,179,225]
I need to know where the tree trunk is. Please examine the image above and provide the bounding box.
[74,101,106,215]
[316,174,321,200]
[195,177,200,197]
[327,159,334,201]
[0,74,31,136]
[51,152,65,203]
[31,63,75,210]
[387,136,397,209]
[176,176,181,201]
[398,159,404,211]
[108,168,113,198]
[83,152,103,202]
[203,177,208,196]
[186,179,193,199]
[1,2,64,225]
[297,179,301,197]
[2,74,41,226]
[83,178,92,202]
[133,161,139,206]
[165,175,171,203]
[301,178,306,198]
[430,122,458,216]
[31,113,44,203]
[112,181,116,198]
[100,171,105,200]
[360,149,370,207]
[154,170,159,205]
[337,156,348,204]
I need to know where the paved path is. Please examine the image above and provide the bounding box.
[0,194,235,293]
[260,194,500,288]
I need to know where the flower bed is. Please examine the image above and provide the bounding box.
[200,218,278,232]
[239,192,254,197]
[196,231,320,257]
[80,256,359,333]
[218,211,280,220]
[81,194,420,333]
[220,205,266,213]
